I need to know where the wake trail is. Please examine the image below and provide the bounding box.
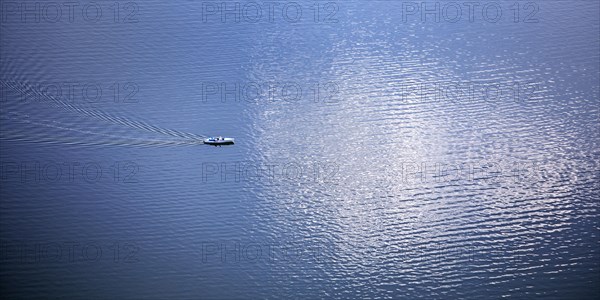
[1,112,204,147]
[1,80,208,141]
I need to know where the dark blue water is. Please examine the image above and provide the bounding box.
[1,1,599,298]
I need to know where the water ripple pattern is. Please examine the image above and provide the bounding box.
[0,0,598,299]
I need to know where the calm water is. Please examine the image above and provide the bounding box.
[1,0,599,298]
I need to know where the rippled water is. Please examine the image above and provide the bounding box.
[1,0,599,298]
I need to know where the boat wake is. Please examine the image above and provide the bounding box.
[0,80,208,147]
[1,111,203,147]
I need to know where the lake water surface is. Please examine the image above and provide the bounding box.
[1,0,599,298]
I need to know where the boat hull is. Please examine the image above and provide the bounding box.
[203,138,235,145]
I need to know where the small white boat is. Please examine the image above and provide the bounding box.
[203,136,235,145]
